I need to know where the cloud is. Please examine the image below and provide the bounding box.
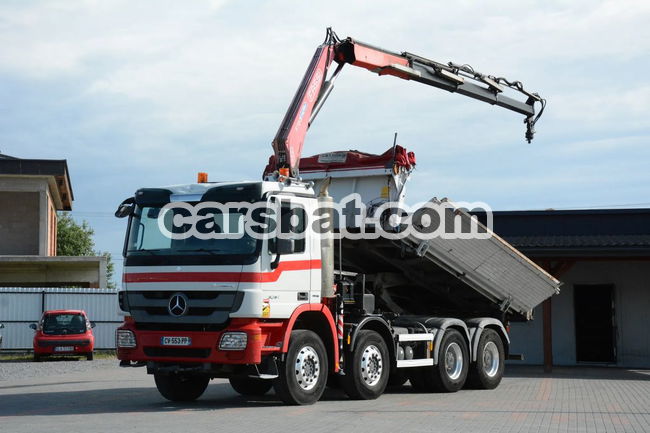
[0,0,649,281]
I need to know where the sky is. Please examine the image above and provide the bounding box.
[1,0,649,285]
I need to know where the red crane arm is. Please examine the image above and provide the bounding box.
[270,43,336,177]
[268,29,545,177]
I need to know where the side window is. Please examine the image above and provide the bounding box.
[277,199,306,254]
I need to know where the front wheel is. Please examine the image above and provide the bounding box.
[467,328,505,389]
[341,330,389,400]
[229,377,273,396]
[154,373,210,402]
[273,330,328,405]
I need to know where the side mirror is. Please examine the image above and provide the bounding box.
[115,197,135,218]
[29,323,37,330]
[270,238,296,269]
[90,322,96,329]
[0,323,4,329]
[275,238,296,255]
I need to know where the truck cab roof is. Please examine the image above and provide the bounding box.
[134,180,316,205]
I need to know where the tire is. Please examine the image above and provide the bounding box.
[410,329,469,393]
[467,328,505,389]
[154,373,210,402]
[33,354,41,362]
[341,330,389,400]
[86,352,94,361]
[229,377,273,396]
[273,330,328,405]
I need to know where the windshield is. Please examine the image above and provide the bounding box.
[42,314,87,335]
[126,205,259,257]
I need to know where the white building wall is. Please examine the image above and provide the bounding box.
[508,260,650,368]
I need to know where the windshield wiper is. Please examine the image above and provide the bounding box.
[177,248,223,256]
[127,248,163,255]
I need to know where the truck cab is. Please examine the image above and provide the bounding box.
[116,179,340,401]
[120,180,322,322]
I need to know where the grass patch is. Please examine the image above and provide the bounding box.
[0,353,32,362]
[94,350,117,359]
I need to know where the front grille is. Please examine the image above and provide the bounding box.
[126,290,244,324]
[135,322,229,332]
[142,307,218,317]
[38,339,90,347]
[144,347,211,358]
[141,291,221,300]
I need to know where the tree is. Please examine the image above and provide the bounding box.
[101,251,116,290]
[57,212,116,289]
[56,212,95,256]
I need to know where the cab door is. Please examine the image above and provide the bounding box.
[261,195,314,318]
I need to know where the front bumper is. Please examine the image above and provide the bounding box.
[116,318,278,365]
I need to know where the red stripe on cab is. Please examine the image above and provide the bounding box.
[123,260,322,284]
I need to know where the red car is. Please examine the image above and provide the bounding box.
[30,310,95,361]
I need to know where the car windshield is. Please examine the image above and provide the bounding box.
[42,314,87,335]
[126,205,259,257]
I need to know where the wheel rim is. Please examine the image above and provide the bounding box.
[360,344,383,387]
[294,345,320,391]
[482,341,500,377]
[444,342,463,380]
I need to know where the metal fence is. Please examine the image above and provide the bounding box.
[0,287,121,350]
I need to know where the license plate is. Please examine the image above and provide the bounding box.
[54,346,74,352]
[161,336,191,346]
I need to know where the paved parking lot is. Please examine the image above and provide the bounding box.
[0,361,649,433]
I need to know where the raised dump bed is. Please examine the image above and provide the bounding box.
[336,200,560,321]
[300,148,560,321]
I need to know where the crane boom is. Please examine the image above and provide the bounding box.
[269,28,545,177]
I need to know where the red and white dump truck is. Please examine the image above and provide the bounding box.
[114,29,558,405]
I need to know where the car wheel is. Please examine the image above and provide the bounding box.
[341,330,389,400]
[467,329,505,389]
[154,373,210,402]
[229,377,273,396]
[273,330,328,405]
[410,329,469,393]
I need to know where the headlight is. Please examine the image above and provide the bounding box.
[219,332,247,351]
[116,329,137,348]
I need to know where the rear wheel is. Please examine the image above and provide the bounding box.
[410,329,468,393]
[229,377,273,396]
[467,329,505,389]
[154,373,210,402]
[341,330,389,400]
[273,330,328,405]
[33,354,41,362]
[86,352,94,361]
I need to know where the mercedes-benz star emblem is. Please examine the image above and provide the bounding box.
[168,293,189,317]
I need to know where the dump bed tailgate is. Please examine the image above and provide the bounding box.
[400,199,560,317]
